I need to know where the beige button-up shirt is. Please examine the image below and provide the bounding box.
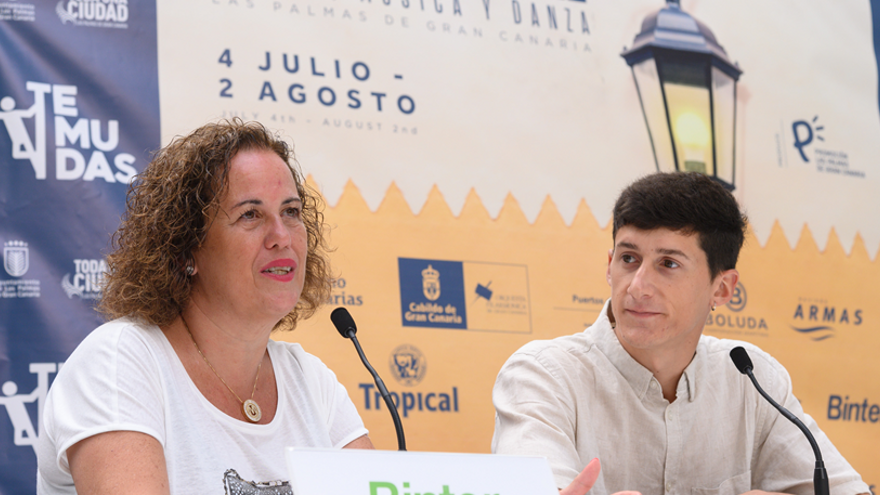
[492,301,868,495]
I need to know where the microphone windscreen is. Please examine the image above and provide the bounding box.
[330,307,357,338]
[729,346,753,374]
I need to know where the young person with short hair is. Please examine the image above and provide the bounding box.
[492,172,868,495]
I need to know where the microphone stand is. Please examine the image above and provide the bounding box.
[731,347,828,495]
[332,307,407,451]
[348,333,407,451]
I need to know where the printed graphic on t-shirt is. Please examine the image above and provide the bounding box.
[223,469,291,495]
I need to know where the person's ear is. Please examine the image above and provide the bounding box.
[711,269,739,309]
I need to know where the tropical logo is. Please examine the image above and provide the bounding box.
[389,344,426,387]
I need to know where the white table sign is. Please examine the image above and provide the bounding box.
[285,448,558,495]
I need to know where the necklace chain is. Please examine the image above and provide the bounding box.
[181,317,263,422]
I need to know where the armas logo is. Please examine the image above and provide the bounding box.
[791,299,862,341]
[0,82,137,183]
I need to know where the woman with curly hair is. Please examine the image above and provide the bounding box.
[36,119,372,494]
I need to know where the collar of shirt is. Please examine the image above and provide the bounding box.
[591,299,698,403]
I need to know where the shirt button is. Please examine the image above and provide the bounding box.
[666,481,674,492]
[667,410,674,420]
[650,381,658,389]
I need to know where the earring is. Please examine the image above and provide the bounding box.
[185,263,194,276]
[711,302,716,311]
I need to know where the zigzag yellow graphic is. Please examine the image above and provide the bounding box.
[313,176,877,262]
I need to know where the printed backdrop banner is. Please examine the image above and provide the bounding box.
[0,0,160,492]
[1,0,879,493]
[157,0,880,254]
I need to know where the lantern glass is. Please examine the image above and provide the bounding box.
[711,66,736,185]
[631,58,675,173]
[659,59,712,175]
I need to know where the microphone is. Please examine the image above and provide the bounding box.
[729,346,828,495]
[331,307,406,451]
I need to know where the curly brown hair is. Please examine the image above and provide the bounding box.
[99,119,331,330]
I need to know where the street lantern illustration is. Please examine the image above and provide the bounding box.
[622,0,742,190]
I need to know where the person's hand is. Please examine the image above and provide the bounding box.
[559,458,641,495]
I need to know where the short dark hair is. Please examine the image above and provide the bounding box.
[612,172,747,279]
[99,119,331,330]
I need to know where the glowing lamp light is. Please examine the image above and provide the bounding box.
[622,0,742,189]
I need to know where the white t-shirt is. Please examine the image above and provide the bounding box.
[36,318,368,494]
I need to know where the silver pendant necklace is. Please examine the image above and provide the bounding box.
[182,317,264,423]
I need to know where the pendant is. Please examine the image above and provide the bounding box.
[243,399,262,423]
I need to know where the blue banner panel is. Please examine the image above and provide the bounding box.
[0,1,159,492]
[398,257,467,329]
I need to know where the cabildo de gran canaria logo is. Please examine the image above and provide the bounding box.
[0,82,137,183]
[398,258,467,329]
[55,0,129,29]
[421,265,441,301]
[398,256,532,333]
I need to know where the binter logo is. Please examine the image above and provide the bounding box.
[370,482,497,495]
[0,81,137,183]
